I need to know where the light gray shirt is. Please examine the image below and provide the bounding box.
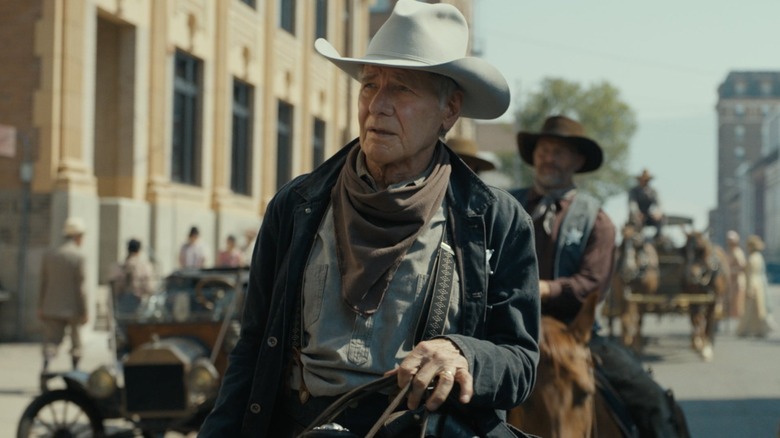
[293,203,460,397]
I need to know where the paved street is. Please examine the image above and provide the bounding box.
[0,326,115,436]
[630,284,780,437]
[2,286,779,437]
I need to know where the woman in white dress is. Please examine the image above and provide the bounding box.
[736,235,772,337]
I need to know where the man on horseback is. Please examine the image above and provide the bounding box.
[628,169,664,239]
[511,116,687,438]
[199,2,541,437]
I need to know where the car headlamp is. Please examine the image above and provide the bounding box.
[87,365,117,399]
[187,358,219,398]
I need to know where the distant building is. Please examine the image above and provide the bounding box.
[760,108,780,263]
[0,1,370,340]
[714,72,780,255]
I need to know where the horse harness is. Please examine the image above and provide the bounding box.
[684,241,722,288]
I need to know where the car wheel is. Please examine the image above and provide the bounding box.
[17,389,105,438]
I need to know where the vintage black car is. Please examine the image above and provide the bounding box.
[17,267,248,438]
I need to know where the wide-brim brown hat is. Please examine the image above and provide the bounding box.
[314,0,509,120]
[516,115,603,173]
[636,168,653,182]
[446,137,496,172]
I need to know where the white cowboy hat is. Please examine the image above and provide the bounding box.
[63,217,86,237]
[314,0,509,120]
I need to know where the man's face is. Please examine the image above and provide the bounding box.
[357,66,460,173]
[532,137,585,190]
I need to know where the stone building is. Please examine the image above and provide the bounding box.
[0,0,372,340]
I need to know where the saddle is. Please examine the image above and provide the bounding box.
[593,365,639,438]
[591,347,691,438]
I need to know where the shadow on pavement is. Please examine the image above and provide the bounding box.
[680,398,780,437]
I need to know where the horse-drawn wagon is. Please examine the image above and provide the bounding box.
[605,215,728,361]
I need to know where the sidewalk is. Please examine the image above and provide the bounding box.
[0,327,112,435]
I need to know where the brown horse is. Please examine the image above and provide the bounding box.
[508,294,624,438]
[605,223,660,351]
[681,231,730,361]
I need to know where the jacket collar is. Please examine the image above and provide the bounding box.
[293,139,496,217]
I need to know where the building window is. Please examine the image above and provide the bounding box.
[277,100,294,190]
[342,0,352,56]
[231,79,253,195]
[761,81,773,96]
[734,125,745,143]
[172,50,202,185]
[735,104,745,117]
[735,81,747,95]
[370,0,391,12]
[280,0,296,34]
[313,117,326,167]
[315,0,328,39]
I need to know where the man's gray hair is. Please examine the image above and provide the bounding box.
[430,73,461,138]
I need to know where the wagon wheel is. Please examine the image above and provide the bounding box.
[17,389,105,438]
[194,277,236,312]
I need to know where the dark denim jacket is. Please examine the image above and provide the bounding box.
[199,141,541,437]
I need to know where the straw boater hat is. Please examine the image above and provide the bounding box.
[746,235,765,252]
[314,0,509,120]
[636,169,653,182]
[62,217,86,237]
[516,115,603,173]
[447,137,496,172]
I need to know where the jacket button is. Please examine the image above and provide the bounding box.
[305,207,312,214]
[267,336,278,347]
[250,403,261,414]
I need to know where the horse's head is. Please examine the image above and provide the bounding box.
[683,231,717,289]
[508,294,598,437]
[617,224,658,286]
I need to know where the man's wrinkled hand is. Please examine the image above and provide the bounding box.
[388,338,473,412]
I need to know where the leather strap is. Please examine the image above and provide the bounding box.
[417,223,456,342]
[365,380,416,438]
[298,375,398,436]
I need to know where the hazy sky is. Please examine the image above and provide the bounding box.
[474,0,780,229]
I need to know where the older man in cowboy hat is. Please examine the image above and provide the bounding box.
[200,2,540,437]
[38,217,89,373]
[628,168,664,238]
[510,116,687,437]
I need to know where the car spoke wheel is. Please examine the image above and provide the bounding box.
[17,389,105,438]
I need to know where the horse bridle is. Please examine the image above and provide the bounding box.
[684,242,720,288]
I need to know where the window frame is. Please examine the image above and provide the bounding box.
[171,50,202,186]
[312,117,326,168]
[280,0,296,35]
[231,78,254,195]
[276,100,294,190]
